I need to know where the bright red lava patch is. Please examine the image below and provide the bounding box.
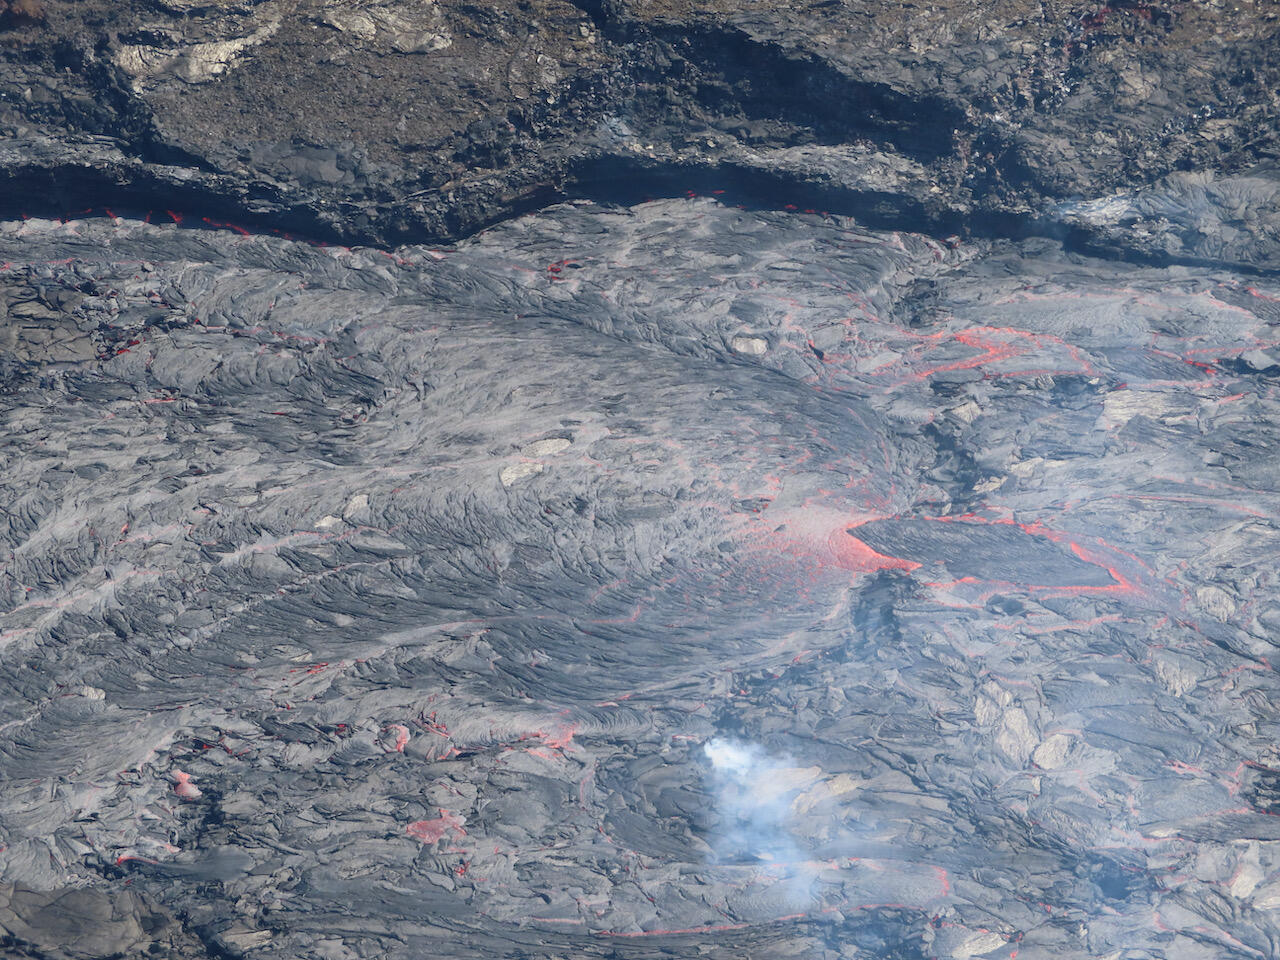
[173,770,202,800]
[832,527,922,574]
[747,506,921,588]
[407,810,467,844]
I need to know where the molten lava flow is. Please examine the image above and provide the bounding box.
[406,811,467,845]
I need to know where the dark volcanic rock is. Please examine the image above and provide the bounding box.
[0,883,205,959]
[0,1,1278,266]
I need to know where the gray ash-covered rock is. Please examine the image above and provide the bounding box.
[1,1,1279,957]
[0,195,1278,959]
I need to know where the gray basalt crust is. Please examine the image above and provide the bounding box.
[1,3,1279,960]
[0,198,1278,958]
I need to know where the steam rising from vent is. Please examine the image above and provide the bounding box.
[703,738,816,903]
[704,739,761,781]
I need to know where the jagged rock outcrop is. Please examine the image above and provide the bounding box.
[0,1,1277,266]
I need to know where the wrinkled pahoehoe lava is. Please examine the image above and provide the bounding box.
[2,2,1280,960]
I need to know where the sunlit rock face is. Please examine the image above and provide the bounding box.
[1,191,1278,959]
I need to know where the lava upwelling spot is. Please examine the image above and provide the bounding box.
[851,519,1117,588]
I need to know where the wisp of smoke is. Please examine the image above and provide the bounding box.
[703,737,815,903]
